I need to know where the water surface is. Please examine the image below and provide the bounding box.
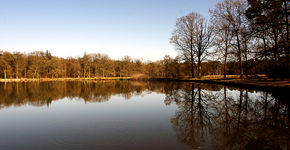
[0,81,289,150]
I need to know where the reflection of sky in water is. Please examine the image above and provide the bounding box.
[0,92,185,150]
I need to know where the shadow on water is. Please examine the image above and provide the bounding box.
[0,81,289,150]
[164,83,290,150]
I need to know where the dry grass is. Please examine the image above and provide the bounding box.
[0,77,132,82]
[187,75,289,88]
[1,75,289,88]
[191,74,266,80]
[220,78,290,88]
[185,75,290,88]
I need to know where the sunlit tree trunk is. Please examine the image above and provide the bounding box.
[224,52,227,78]
[236,32,243,78]
[4,69,7,79]
[197,57,201,78]
[16,63,19,79]
[244,42,248,77]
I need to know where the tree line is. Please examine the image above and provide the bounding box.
[0,49,260,79]
[0,50,148,79]
[170,0,289,78]
[0,0,289,79]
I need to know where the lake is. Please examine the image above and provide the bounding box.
[0,81,289,150]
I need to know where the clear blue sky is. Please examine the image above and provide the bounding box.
[0,0,220,61]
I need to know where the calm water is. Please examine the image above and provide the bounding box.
[0,81,289,150]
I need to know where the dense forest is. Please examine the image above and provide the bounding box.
[0,0,289,79]
[0,50,246,79]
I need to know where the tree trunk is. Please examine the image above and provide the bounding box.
[262,35,268,60]
[197,57,201,78]
[273,28,279,66]
[244,42,248,78]
[33,69,38,79]
[224,47,228,78]
[224,36,229,78]
[236,33,243,78]
[94,66,97,77]
[24,67,27,78]
[191,61,194,78]
[88,67,90,78]
[190,49,194,78]
[16,63,18,79]
[190,36,195,78]
[4,70,7,79]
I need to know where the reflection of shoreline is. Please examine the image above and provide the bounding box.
[1,78,289,90]
[1,81,288,109]
[165,83,290,150]
[0,81,163,109]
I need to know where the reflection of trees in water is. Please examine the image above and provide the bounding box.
[170,84,216,149]
[165,83,290,150]
[0,81,165,109]
[0,81,289,149]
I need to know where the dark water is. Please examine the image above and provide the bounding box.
[0,81,289,150]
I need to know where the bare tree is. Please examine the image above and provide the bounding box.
[170,13,197,78]
[193,16,214,77]
[212,0,249,78]
[210,7,233,78]
[241,24,252,77]
[170,12,214,78]
[246,0,290,77]
[212,19,232,77]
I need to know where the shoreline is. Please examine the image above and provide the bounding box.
[1,77,289,89]
[186,78,290,90]
[0,77,132,82]
[151,76,290,90]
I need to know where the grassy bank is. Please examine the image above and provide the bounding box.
[0,77,132,82]
[185,75,290,89]
[1,75,289,89]
[149,75,290,89]
[188,78,290,89]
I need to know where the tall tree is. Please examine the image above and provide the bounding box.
[0,52,12,79]
[193,15,214,77]
[66,57,81,77]
[210,8,233,77]
[79,52,90,78]
[171,12,214,78]
[27,51,45,79]
[170,13,198,78]
[246,0,290,76]
[212,0,249,78]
